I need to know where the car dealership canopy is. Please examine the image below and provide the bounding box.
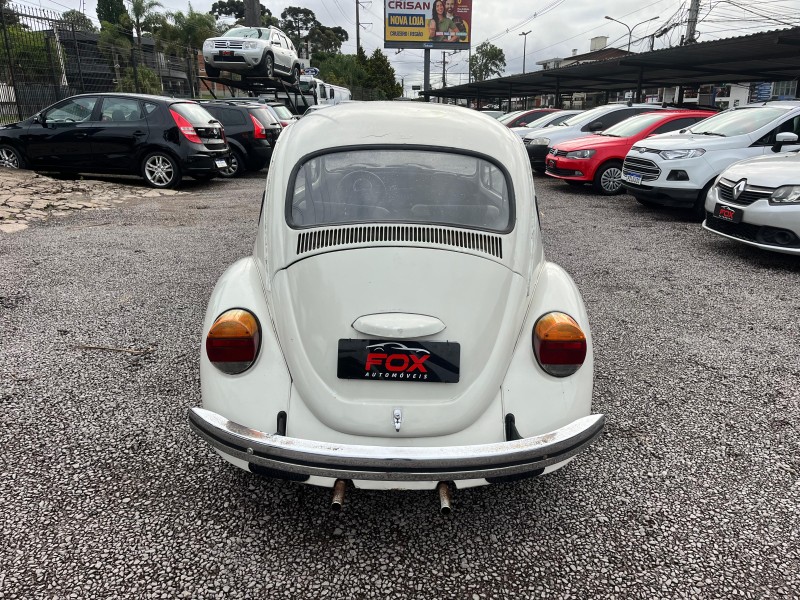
[424,27,800,101]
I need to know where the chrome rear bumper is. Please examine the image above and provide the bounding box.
[188,407,605,482]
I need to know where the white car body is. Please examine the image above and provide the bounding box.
[622,101,800,213]
[703,150,800,255]
[189,103,604,493]
[202,26,301,83]
[510,110,582,139]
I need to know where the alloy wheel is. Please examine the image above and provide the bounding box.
[220,152,240,177]
[0,147,20,169]
[144,154,174,187]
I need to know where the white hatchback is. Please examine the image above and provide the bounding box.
[188,103,604,509]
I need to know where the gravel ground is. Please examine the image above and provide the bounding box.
[0,171,798,599]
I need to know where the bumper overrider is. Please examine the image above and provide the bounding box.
[188,407,605,482]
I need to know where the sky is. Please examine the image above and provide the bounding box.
[18,0,800,96]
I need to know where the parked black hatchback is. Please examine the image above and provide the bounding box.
[0,93,230,188]
[199,101,282,177]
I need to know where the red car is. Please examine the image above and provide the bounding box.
[498,108,560,128]
[545,110,715,195]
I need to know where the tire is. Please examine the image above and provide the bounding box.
[261,53,274,78]
[691,181,714,221]
[204,64,221,78]
[290,64,301,86]
[0,144,25,169]
[219,148,245,178]
[141,151,181,189]
[592,161,624,195]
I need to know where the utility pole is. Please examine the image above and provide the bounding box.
[244,0,259,27]
[685,0,700,44]
[519,30,531,74]
[442,51,446,88]
[356,0,360,54]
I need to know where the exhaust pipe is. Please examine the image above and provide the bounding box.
[331,479,347,512]
[437,482,452,515]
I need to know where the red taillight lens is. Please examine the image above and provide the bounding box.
[206,309,260,375]
[533,312,587,377]
[280,120,289,127]
[250,113,267,139]
[169,109,202,144]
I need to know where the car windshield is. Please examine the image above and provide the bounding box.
[497,111,523,124]
[687,107,789,136]
[222,27,267,39]
[289,149,512,232]
[560,105,614,127]
[270,105,293,119]
[600,112,674,137]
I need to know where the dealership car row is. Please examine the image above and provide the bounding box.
[1,92,799,255]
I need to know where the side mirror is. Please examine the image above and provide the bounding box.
[772,131,799,152]
[32,113,44,125]
[588,121,604,132]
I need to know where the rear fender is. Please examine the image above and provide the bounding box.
[502,261,594,437]
[201,256,291,434]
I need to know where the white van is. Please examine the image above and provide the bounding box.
[299,76,352,106]
[621,101,800,216]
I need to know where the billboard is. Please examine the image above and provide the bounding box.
[384,0,472,50]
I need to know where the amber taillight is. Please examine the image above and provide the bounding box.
[533,312,587,377]
[206,309,260,375]
[169,109,202,144]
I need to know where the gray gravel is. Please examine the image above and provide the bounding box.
[0,171,798,599]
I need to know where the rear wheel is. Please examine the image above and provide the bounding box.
[219,148,245,178]
[593,161,624,195]
[141,151,181,189]
[204,64,221,78]
[0,144,25,169]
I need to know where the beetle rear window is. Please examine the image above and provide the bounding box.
[289,149,512,232]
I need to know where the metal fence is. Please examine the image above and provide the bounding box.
[0,3,193,123]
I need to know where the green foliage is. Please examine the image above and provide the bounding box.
[313,49,402,100]
[96,0,127,28]
[129,0,163,45]
[60,10,98,32]
[307,24,347,55]
[469,41,505,82]
[0,0,22,29]
[0,25,53,83]
[366,48,402,99]
[116,65,161,93]
[98,20,132,69]
[209,0,275,24]
[279,6,317,49]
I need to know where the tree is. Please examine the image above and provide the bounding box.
[279,6,317,49]
[96,0,127,29]
[307,25,346,56]
[155,6,216,96]
[98,20,132,85]
[366,48,402,99]
[209,0,275,25]
[469,41,505,82]
[0,0,22,29]
[61,10,98,32]
[117,65,161,93]
[128,0,163,57]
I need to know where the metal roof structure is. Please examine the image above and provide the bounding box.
[425,27,800,101]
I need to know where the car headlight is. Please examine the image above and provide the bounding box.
[526,137,550,146]
[242,41,260,50]
[658,149,706,160]
[769,185,800,205]
[565,149,596,159]
[203,40,214,50]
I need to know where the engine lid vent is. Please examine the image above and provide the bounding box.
[296,224,503,259]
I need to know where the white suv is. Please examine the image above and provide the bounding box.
[621,101,800,216]
[202,27,302,84]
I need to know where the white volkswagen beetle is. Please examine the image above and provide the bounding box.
[189,103,604,510]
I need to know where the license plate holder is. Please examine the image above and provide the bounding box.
[219,50,234,57]
[622,171,643,185]
[714,203,743,223]
[215,159,228,168]
[338,339,460,383]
